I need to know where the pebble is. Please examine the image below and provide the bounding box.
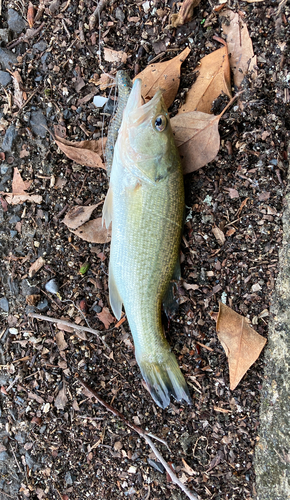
[92,304,102,313]
[33,41,48,52]
[64,471,73,485]
[93,95,108,108]
[25,452,36,470]
[0,70,12,87]
[9,214,20,224]
[103,97,116,115]
[36,299,49,312]
[0,297,9,313]
[9,328,18,335]
[2,125,17,152]
[0,29,10,44]
[8,8,26,33]
[115,6,125,22]
[0,452,10,462]
[10,230,18,238]
[0,48,18,71]
[147,458,165,473]
[0,165,9,175]
[30,110,47,138]
[45,278,59,295]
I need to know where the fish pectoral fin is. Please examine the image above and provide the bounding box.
[102,187,113,228]
[109,261,123,320]
[162,255,181,319]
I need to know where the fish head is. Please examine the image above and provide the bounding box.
[120,79,180,184]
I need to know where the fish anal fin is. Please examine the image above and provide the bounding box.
[109,261,123,320]
[102,187,113,228]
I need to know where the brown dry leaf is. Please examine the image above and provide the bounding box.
[90,73,113,90]
[12,167,32,194]
[181,458,195,476]
[212,227,226,246]
[28,256,45,278]
[103,47,127,64]
[72,217,111,244]
[171,111,220,173]
[171,0,201,28]
[62,203,103,230]
[10,70,26,109]
[55,331,68,351]
[216,302,267,390]
[54,381,68,410]
[97,307,115,329]
[224,187,239,199]
[222,10,257,88]
[3,167,42,205]
[178,46,231,114]
[27,2,35,28]
[55,135,106,169]
[135,47,190,109]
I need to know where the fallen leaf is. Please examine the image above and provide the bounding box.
[215,302,267,390]
[135,47,190,108]
[97,306,115,329]
[72,217,111,244]
[12,167,32,194]
[10,70,26,109]
[224,187,239,199]
[90,73,113,90]
[258,191,270,201]
[28,256,45,277]
[183,282,199,291]
[54,381,68,410]
[26,294,41,306]
[103,47,127,64]
[28,391,45,404]
[179,46,231,114]
[171,111,220,173]
[181,458,195,476]
[62,203,103,230]
[53,124,66,139]
[27,2,35,28]
[5,194,42,205]
[55,135,106,169]
[55,331,68,351]
[171,0,201,28]
[212,227,225,246]
[222,10,257,88]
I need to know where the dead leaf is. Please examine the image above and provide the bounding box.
[10,70,26,109]
[55,331,68,351]
[55,135,106,169]
[171,0,201,28]
[53,124,66,139]
[135,47,190,109]
[179,46,231,114]
[54,381,68,410]
[181,458,195,476]
[28,391,44,404]
[183,282,199,291]
[103,47,127,64]
[2,167,43,205]
[27,2,35,28]
[171,111,220,173]
[216,302,267,390]
[28,256,45,277]
[26,294,41,306]
[212,227,225,246]
[12,167,32,194]
[62,203,103,230]
[258,191,270,201]
[222,10,257,88]
[90,73,113,90]
[72,217,111,244]
[224,187,239,199]
[97,306,115,329]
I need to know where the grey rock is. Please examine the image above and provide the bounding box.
[10,230,18,238]
[9,215,20,224]
[64,471,73,485]
[0,297,9,313]
[92,304,102,313]
[33,40,47,52]
[115,6,125,22]
[0,71,12,87]
[7,276,19,295]
[0,452,10,461]
[0,48,18,71]
[2,125,17,152]
[25,452,35,470]
[15,432,26,444]
[0,29,10,44]
[8,8,26,33]
[147,458,165,473]
[21,279,39,297]
[0,165,9,175]
[36,299,49,312]
[30,110,47,138]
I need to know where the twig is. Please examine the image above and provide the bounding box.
[7,22,45,49]
[28,312,109,349]
[78,377,199,500]
[89,0,109,30]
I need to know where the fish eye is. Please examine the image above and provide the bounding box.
[154,114,167,132]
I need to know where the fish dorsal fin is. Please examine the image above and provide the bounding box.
[109,260,123,320]
[102,187,113,228]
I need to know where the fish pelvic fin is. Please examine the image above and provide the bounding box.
[102,186,113,228]
[136,349,191,409]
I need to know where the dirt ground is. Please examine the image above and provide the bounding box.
[0,1,289,499]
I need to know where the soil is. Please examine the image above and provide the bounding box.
[0,1,289,500]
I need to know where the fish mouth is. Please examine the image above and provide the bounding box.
[125,79,164,125]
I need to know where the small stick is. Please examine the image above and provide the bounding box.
[78,377,199,500]
[28,312,109,349]
[89,0,109,30]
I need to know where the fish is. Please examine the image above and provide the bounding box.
[105,71,132,176]
[103,77,191,409]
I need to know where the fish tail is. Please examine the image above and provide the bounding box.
[136,350,192,409]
